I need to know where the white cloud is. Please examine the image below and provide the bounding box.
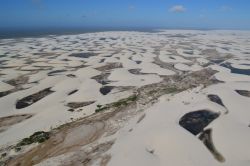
[169,5,186,13]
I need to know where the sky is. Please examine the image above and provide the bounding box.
[0,0,250,30]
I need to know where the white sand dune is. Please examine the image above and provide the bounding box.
[108,83,250,166]
[0,30,250,166]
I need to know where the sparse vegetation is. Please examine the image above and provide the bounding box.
[95,105,109,113]
[16,131,50,149]
[1,153,7,158]
[163,87,180,94]
[111,95,137,108]
[95,95,137,113]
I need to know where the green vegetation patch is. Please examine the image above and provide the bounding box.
[95,104,109,113]
[163,87,181,94]
[16,131,50,148]
[95,95,137,113]
[111,95,137,108]
[147,86,182,96]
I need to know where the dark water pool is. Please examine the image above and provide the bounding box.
[220,63,250,76]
